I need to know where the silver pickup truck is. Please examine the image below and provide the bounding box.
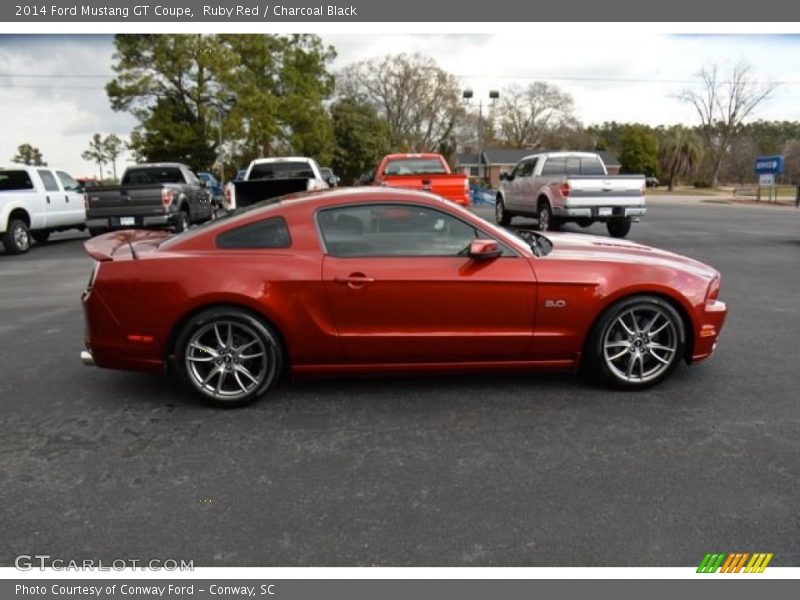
[495,151,646,238]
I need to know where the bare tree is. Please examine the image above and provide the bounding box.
[679,62,776,187]
[337,53,464,152]
[496,82,574,148]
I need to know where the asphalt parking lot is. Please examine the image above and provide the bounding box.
[1,197,799,567]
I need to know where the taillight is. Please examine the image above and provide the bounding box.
[161,188,173,209]
[559,181,570,197]
[706,275,721,301]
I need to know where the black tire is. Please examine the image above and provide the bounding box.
[2,218,31,254]
[495,196,512,226]
[606,218,632,238]
[32,230,51,244]
[584,295,685,390]
[536,201,559,232]
[174,209,190,233]
[88,227,107,237]
[174,307,283,407]
[577,219,593,229]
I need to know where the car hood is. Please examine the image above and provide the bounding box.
[542,232,718,279]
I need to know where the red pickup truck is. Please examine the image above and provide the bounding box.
[373,153,470,206]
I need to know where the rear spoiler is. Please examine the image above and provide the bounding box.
[83,230,168,262]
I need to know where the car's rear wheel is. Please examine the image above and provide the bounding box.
[536,202,559,232]
[606,218,632,238]
[175,307,282,407]
[495,196,512,226]
[2,218,31,254]
[174,209,190,233]
[586,295,685,389]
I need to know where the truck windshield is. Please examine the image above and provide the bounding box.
[123,168,184,185]
[384,158,447,175]
[249,162,315,180]
[0,170,34,191]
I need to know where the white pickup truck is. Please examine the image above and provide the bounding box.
[224,157,328,211]
[0,167,86,254]
[496,151,646,238]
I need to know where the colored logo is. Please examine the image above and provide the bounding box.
[697,553,773,573]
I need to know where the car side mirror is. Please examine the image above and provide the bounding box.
[327,175,340,186]
[468,239,502,260]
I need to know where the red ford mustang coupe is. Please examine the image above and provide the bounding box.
[80,188,727,406]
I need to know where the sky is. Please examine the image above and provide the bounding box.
[1,33,799,177]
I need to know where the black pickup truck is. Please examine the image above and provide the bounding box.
[85,163,215,236]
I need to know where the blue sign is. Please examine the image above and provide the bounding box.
[754,156,784,175]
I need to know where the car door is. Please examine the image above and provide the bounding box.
[36,169,66,227]
[517,158,539,216]
[504,161,524,210]
[185,168,212,220]
[56,171,86,225]
[319,202,537,364]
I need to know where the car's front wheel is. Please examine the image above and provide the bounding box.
[586,295,685,389]
[2,218,31,254]
[175,307,282,407]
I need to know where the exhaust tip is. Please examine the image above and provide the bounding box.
[80,350,96,367]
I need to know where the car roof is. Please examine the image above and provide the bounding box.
[520,151,601,162]
[250,157,315,164]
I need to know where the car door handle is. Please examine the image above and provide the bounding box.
[46,196,50,204]
[334,273,375,288]
[65,195,69,203]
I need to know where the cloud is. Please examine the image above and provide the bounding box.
[1,33,798,175]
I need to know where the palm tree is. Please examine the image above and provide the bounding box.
[658,126,702,191]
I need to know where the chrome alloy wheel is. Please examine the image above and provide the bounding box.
[184,320,275,401]
[602,306,678,384]
[495,199,504,223]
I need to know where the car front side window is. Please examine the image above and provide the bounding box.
[318,204,508,258]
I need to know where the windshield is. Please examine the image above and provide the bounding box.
[249,161,315,180]
[384,158,447,176]
[504,228,553,257]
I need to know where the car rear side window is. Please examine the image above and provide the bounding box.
[0,170,34,191]
[216,217,291,249]
[541,157,566,176]
[38,169,60,192]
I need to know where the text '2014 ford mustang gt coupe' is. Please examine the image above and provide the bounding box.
[80,187,727,406]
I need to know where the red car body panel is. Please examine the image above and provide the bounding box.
[82,188,726,378]
[373,153,471,206]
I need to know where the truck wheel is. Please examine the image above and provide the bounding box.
[174,210,190,233]
[536,202,558,232]
[2,218,31,254]
[32,230,51,244]
[495,196,512,226]
[607,218,632,238]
